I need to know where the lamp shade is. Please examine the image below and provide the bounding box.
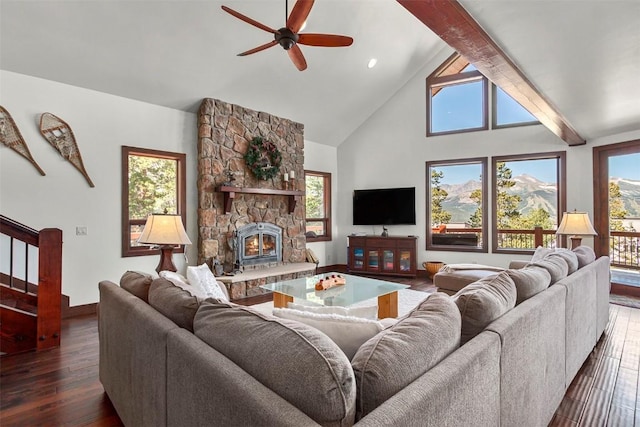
[137,214,192,246]
[556,211,597,236]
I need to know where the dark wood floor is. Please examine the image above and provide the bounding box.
[1,275,639,426]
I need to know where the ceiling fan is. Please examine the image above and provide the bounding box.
[221,0,353,71]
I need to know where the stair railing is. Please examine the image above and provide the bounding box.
[1,215,63,352]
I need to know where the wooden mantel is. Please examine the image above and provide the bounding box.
[216,186,305,214]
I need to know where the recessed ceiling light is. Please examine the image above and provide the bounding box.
[367,58,378,69]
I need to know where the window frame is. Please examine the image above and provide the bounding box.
[304,170,332,242]
[427,67,489,137]
[121,146,187,257]
[426,157,488,253]
[426,52,539,137]
[491,84,540,129]
[491,151,567,255]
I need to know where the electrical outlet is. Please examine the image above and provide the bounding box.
[76,226,88,236]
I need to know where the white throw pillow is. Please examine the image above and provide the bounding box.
[272,308,384,359]
[215,280,230,301]
[159,270,207,299]
[287,302,379,320]
[186,264,229,301]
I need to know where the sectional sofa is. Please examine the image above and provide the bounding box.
[98,248,610,426]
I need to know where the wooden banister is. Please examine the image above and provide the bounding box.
[0,215,63,353]
[36,228,63,350]
[0,215,39,246]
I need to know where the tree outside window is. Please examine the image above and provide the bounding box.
[122,146,186,257]
[426,158,488,252]
[492,152,566,253]
[305,170,331,242]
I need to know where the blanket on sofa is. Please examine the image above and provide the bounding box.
[439,264,505,273]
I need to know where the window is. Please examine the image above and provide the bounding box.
[427,53,538,136]
[121,146,187,257]
[430,77,487,134]
[305,170,331,242]
[426,158,488,252]
[492,152,566,253]
[492,86,538,128]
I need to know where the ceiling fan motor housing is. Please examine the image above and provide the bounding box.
[275,28,299,50]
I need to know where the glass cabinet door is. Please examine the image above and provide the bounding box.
[367,250,379,271]
[382,250,395,272]
[352,247,365,270]
[399,250,411,272]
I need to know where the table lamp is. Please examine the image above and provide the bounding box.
[556,210,597,249]
[137,214,192,273]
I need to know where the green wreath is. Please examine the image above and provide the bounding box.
[244,136,282,180]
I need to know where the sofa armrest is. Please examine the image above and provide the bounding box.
[99,281,178,427]
[508,260,529,269]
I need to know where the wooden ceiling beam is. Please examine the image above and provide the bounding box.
[398,0,585,146]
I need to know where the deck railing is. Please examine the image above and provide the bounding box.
[439,226,556,250]
[496,227,557,250]
[610,230,640,270]
[0,215,63,353]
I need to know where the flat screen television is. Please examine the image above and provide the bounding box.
[353,187,416,225]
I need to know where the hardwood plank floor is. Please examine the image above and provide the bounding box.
[2,277,639,426]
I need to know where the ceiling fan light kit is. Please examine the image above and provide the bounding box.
[221,0,353,71]
[275,28,299,50]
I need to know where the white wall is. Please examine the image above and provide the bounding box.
[336,51,640,269]
[0,71,197,306]
[303,140,338,266]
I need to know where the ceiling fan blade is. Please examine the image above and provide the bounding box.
[287,44,308,71]
[221,5,278,34]
[237,40,278,56]
[298,33,354,47]
[287,0,314,33]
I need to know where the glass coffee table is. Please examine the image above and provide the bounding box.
[260,272,409,319]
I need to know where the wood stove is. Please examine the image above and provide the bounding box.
[235,222,282,267]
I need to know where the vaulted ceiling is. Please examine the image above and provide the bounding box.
[2,0,639,147]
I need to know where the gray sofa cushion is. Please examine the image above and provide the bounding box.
[548,249,579,274]
[529,255,569,284]
[454,271,517,344]
[351,293,461,419]
[120,270,154,302]
[148,277,201,331]
[573,245,596,268]
[506,266,551,304]
[531,246,554,262]
[433,269,499,294]
[193,300,356,427]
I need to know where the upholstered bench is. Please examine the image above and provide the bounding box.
[433,264,504,295]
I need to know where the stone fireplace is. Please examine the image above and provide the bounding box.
[197,98,315,299]
[235,222,282,267]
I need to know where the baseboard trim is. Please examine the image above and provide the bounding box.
[611,283,640,298]
[63,303,97,318]
[317,264,348,274]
